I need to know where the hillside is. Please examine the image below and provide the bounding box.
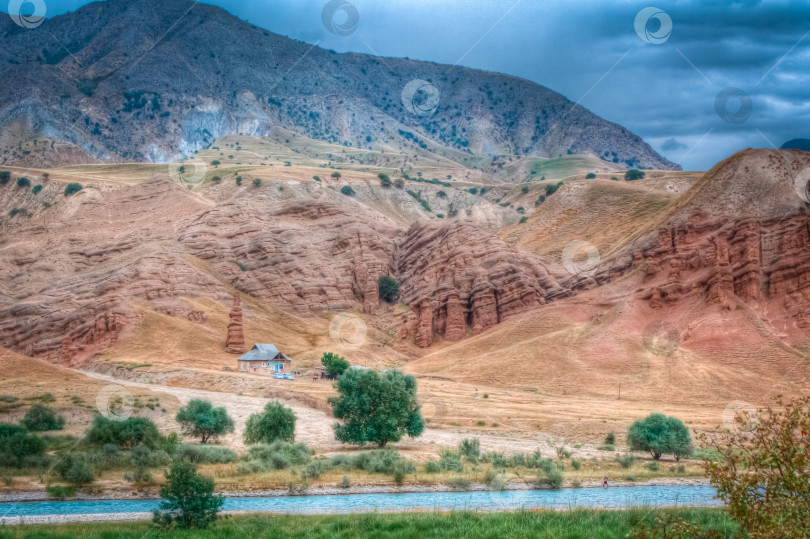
[0,148,808,425]
[0,0,678,173]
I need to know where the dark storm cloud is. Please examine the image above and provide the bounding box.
[4,0,808,170]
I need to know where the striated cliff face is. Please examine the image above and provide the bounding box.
[397,220,570,347]
[1,149,808,365]
[179,199,399,316]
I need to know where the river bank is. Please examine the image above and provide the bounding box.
[0,477,710,503]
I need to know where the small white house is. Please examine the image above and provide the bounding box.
[238,344,292,374]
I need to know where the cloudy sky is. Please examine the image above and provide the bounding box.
[6,0,810,170]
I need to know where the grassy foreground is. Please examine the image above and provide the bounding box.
[0,509,738,538]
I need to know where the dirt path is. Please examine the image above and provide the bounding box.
[79,370,335,451]
[76,370,586,460]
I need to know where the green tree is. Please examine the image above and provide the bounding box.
[330,369,424,447]
[235,175,242,186]
[627,413,692,460]
[21,404,65,431]
[153,459,223,529]
[32,185,43,195]
[0,171,10,185]
[55,453,95,486]
[378,275,400,303]
[16,177,30,187]
[252,178,262,188]
[331,172,342,179]
[0,423,45,466]
[176,399,234,444]
[321,352,350,377]
[340,185,356,196]
[625,169,645,181]
[86,416,162,449]
[210,160,220,166]
[585,172,597,179]
[244,401,296,445]
[378,173,391,187]
[698,396,810,537]
[64,183,83,196]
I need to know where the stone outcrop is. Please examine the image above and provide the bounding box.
[225,295,245,354]
[398,220,570,347]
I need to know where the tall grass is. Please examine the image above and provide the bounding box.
[0,509,738,538]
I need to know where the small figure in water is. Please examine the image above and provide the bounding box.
[603,476,609,488]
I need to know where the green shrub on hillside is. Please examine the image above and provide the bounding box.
[340,185,356,196]
[21,404,65,431]
[64,183,83,196]
[32,185,43,195]
[16,177,30,187]
[378,275,399,303]
[625,169,645,181]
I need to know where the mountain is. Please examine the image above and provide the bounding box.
[781,138,810,152]
[0,0,679,172]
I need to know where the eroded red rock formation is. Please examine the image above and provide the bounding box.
[398,220,570,347]
[225,295,245,354]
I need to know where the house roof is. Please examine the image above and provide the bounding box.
[238,344,292,362]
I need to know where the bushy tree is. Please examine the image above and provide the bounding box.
[698,396,810,537]
[32,185,43,195]
[21,404,65,431]
[244,401,296,445]
[321,352,350,377]
[153,459,223,529]
[627,413,693,460]
[378,275,400,303]
[340,185,356,196]
[176,399,234,444]
[64,183,83,196]
[585,172,596,179]
[0,171,10,185]
[0,423,45,466]
[625,169,645,181]
[330,369,424,447]
[331,172,342,179]
[86,416,162,449]
[252,178,262,188]
[16,177,30,187]
[378,173,391,187]
[55,453,95,486]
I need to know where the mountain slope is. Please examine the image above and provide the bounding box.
[0,0,678,172]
